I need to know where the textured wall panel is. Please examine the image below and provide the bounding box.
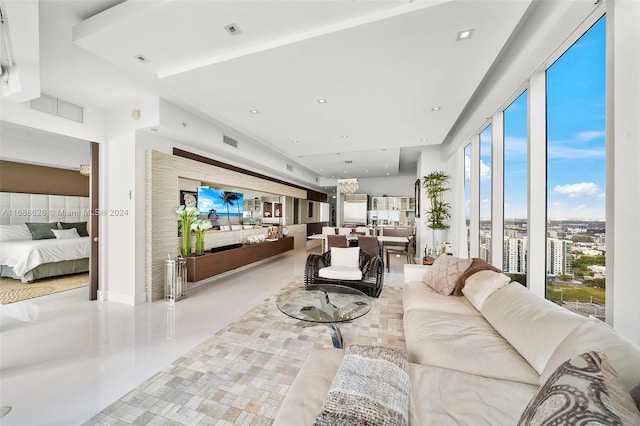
[0,192,90,225]
[146,150,308,302]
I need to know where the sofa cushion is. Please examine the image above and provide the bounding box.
[518,351,640,426]
[273,349,344,426]
[314,345,410,426]
[453,257,502,296]
[482,282,586,374]
[424,255,472,295]
[461,270,511,311]
[402,279,481,316]
[539,318,640,392]
[318,266,362,281]
[410,362,538,426]
[403,309,539,385]
[330,247,359,268]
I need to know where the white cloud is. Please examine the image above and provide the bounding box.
[465,155,471,180]
[480,159,491,181]
[576,131,606,142]
[553,182,599,198]
[548,145,605,160]
[504,136,528,157]
[482,198,490,203]
[597,193,606,198]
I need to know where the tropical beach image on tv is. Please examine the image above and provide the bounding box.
[197,187,244,227]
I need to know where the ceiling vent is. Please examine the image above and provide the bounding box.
[30,93,83,123]
[286,164,294,172]
[222,135,238,148]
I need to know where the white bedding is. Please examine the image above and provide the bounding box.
[0,237,90,277]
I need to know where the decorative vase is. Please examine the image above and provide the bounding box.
[181,219,192,256]
[195,231,205,255]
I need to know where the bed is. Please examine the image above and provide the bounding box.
[0,223,90,283]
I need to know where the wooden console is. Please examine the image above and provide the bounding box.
[186,236,294,282]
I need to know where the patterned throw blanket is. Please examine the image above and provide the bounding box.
[314,345,410,426]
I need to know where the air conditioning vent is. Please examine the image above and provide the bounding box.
[286,164,293,172]
[30,93,83,123]
[223,135,238,148]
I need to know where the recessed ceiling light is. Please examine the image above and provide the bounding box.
[317,98,327,104]
[421,138,428,142]
[457,29,474,41]
[385,164,388,168]
[134,54,151,63]
[386,172,390,176]
[250,109,259,114]
[432,106,441,111]
[292,140,299,144]
[365,169,368,173]
[224,23,241,36]
[341,135,348,139]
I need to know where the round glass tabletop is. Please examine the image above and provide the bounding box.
[276,284,372,324]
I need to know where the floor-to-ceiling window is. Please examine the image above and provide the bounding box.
[464,143,472,258]
[503,91,528,285]
[545,17,606,318]
[479,125,492,263]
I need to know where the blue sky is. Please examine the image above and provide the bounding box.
[468,16,606,221]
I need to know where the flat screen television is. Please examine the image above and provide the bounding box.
[197,187,244,227]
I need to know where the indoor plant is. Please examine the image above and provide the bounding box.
[191,219,213,255]
[422,171,451,254]
[176,205,199,256]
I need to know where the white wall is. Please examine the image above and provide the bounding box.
[607,0,640,345]
[350,175,416,197]
[417,146,450,259]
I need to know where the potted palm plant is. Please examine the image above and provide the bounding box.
[422,171,451,256]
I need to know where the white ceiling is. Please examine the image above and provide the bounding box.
[14,0,534,181]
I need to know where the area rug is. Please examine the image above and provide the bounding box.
[0,273,89,305]
[84,282,405,425]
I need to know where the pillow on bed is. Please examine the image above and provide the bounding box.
[25,222,58,240]
[0,224,32,241]
[52,228,80,239]
[59,221,89,237]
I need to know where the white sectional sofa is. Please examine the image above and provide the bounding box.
[274,262,640,425]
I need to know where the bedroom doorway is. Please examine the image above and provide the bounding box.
[0,122,98,304]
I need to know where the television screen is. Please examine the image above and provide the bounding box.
[197,187,244,227]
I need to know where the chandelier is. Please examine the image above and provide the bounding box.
[338,178,359,195]
[79,164,90,176]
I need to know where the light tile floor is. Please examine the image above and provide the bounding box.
[0,243,406,426]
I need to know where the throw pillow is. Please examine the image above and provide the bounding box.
[25,222,58,240]
[330,247,360,269]
[314,345,410,426]
[518,350,640,426]
[630,383,640,412]
[452,257,502,296]
[424,255,472,295]
[59,221,89,237]
[52,228,80,239]
[461,270,511,311]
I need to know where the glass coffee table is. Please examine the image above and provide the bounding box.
[276,284,372,348]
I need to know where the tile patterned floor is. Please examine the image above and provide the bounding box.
[84,282,405,425]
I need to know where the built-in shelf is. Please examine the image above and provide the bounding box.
[186,236,294,282]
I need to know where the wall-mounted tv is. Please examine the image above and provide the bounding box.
[197,187,244,227]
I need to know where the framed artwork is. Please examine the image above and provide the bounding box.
[180,190,198,208]
[308,202,314,218]
[274,203,282,218]
[414,179,421,218]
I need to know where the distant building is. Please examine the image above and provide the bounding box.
[547,238,573,276]
[504,236,527,274]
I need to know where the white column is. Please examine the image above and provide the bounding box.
[491,111,504,269]
[469,134,480,258]
[607,0,640,344]
[528,71,547,298]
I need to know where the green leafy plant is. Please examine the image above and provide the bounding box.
[422,170,451,230]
